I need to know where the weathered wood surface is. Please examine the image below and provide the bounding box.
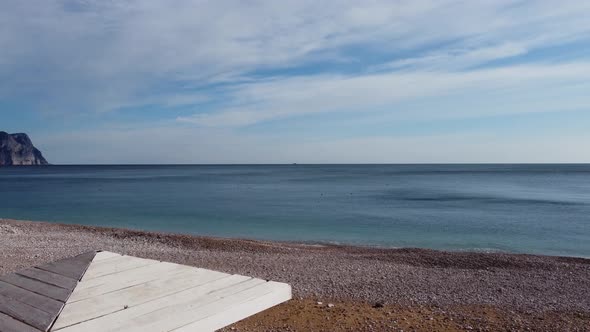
[81,255,159,281]
[0,311,41,332]
[16,268,78,290]
[172,281,292,332]
[0,279,64,313]
[91,251,122,262]
[38,252,96,280]
[0,250,291,332]
[0,293,55,331]
[54,252,292,332]
[53,268,229,329]
[0,251,96,332]
[69,262,194,303]
[0,273,71,302]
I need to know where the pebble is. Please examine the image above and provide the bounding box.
[1,218,589,331]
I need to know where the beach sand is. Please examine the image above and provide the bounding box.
[0,218,589,331]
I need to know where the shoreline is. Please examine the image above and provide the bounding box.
[1,218,589,331]
[3,217,589,262]
[2,217,587,259]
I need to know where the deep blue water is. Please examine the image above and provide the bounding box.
[1,164,589,257]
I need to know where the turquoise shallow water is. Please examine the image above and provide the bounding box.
[1,164,589,257]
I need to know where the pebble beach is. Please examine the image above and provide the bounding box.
[1,218,589,331]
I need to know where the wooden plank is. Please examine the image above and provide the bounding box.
[16,268,77,290]
[55,275,253,332]
[53,268,229,330]
[37,262,84,282]
[173,282,292,332]
[81,256,160,281]
[112,280,286,332]
[68,262,194,303]
[92,251,121,262]
[0,253,97,332]
[0,274,70,302]
[51,253,292,332]
[0,311,40,332]
[0,293,54,331]
[0,280,63,314]
[38,252,96,280]
[75,261,193,291]
[85,255,136,269]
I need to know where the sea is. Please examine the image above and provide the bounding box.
[1,164,589,257]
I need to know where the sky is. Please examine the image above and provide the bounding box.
[1,0,590,164]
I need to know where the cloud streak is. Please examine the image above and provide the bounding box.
[2,1,589,113]
[1,0,590,162]
[179,62,590,126]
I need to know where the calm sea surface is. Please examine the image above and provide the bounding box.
[1,164,589,257]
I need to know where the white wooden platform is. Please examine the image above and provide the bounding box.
[50,251,291,332]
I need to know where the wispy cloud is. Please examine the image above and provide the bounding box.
[2,0,589,113]
[178,62,590,127]
[376,43,529,71]
[2,0,590,162]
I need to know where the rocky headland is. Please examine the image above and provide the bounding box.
[0,131,49,165]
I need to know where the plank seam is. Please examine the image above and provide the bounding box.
[81,260,160,281]
[132,277,261,321]
[51,307,127,331]
[16,269,75,290]
[68,267,197,303]
[37,251,97,281]
[80,260,162,282]
[78,264,199,287]
[0,280,62,314]
[71,268,200,295]
[0,311,42,332]
[0,279,65,306]
[168,287,277,332]
[48,252,96,332]
[122,274,241,312]
[36,266,82,280]
[72,252,96,282]
[0,293,53,331]
[5,273,70,298]
[91,253,123,262]
[0,310,41,332]
[85,255,129,267]
[56,274,238,330]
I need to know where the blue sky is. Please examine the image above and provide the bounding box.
[1,0,590,163]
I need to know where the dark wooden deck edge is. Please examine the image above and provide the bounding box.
[0,251,98,332]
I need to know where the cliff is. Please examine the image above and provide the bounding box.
[0,132,49,165]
